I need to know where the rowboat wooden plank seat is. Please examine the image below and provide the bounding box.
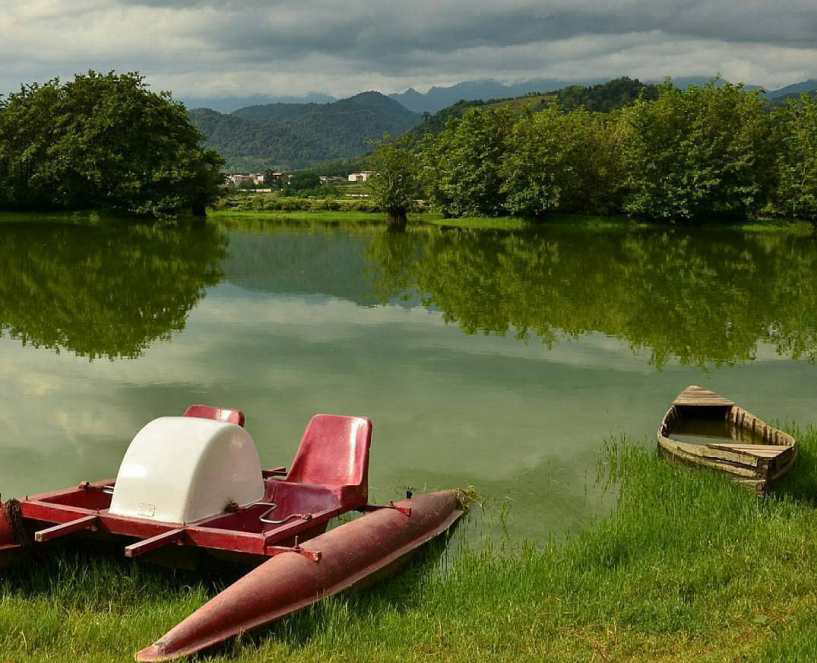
[0,405,465,661]
[657,385,797,493]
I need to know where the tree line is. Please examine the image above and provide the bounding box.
[371,81,817,223]
[0,71,224,219]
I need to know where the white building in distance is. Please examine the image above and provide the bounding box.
[347,171,374,183]
[226,173,266,188]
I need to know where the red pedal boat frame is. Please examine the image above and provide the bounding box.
[12,408,380,564]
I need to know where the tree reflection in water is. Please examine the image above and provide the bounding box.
[367,225,817,367]
[0,221,226,360]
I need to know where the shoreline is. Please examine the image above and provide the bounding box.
[209,208,815,234]
[3,429,817,660]
[1,208,812,235]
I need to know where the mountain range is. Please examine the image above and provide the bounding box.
[189,77,817,172]
[188,91,420,171]
[388,79,602,113]
[181,92,336,114]
[766,79,817,101]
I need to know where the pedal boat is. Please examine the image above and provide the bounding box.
[0,405,465,661]
[657,385,797,493]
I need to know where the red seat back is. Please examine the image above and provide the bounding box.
[286,414,372,505]
[183,404,245,428]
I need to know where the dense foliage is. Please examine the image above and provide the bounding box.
[367,139,420,225]
[406,77,659,142]
[408,82,817,222]
[554,76,659,112]
[189,92,420,171]
[421,107,513,217]
[0,72,224,218]
[772,97,817,221]
[500,107,625,216]
[620,83,774,221]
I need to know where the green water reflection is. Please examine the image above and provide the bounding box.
[367,226,817,367]
[2,217,817,541]
[0,221,225,359]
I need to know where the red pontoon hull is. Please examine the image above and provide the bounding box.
[0,409,466,660]
[0,502,23,569]
[137,490,462,661]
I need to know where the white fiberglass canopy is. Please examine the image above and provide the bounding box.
[109,417,264,524]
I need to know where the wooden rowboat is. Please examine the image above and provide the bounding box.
[657,385,797,493]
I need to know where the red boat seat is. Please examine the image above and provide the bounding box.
[285,414,372,508]
[183,404,245,428]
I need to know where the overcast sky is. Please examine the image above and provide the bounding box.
[2,0,816,101]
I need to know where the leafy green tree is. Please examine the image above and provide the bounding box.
[500,107,625,217]
[422,107,512,217]
[555,77,659,113]
[367,138,420,228]
[286,172,322,193]
[619,82,773,222]
[772,95,817,221]
[0,71,224,218]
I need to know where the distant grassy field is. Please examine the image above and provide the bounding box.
[4,429,817,661]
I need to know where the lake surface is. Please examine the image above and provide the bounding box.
[2,217,817,542]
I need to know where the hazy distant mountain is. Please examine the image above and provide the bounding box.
[766,79,817,100]
[388,76,789,113]
[189,91,420,171]
[182,93,335,113]
[389,79,601,113]
[183,77,816,116]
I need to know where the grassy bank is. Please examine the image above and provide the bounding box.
[4,429,817,661]
[0,208,810,235]
[208,208,816,234]
[208,208,531,230]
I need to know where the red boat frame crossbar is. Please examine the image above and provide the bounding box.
[19,475,337,563]
[17,474,411,564]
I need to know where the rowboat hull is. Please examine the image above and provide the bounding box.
[136,490,463,661]
[657,385,797,493]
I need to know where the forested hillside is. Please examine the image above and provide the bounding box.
[191,77,817,174]
[767,80,817,103]
[407,77,659,140]
[378,81,817,223]
[188,92,420,171]
[389,78,595,113]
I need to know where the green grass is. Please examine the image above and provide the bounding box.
[1,207,811,235]
[6,430,817,661]
[210,208,534,230]
[208,208,816,234]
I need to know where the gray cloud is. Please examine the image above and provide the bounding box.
[1,1,816,100]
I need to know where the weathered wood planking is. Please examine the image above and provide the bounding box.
[657,385,797,495]
[706,444,790,459]
[673,385,735,407]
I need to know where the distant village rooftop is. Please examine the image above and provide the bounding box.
[347,171,374,183]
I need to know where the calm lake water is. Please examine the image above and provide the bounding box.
[2,217,817,542]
